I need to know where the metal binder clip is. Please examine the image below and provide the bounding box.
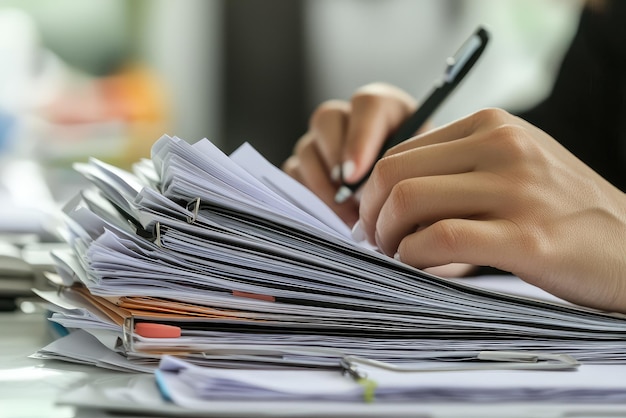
[122,316,135,352]
[341,350,580,374]
[185,197,201,224]
[340,357,378,403]
[340,357,367,381]
[154,222,162,247]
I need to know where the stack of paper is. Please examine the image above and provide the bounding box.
[35,135,626,373]
[155,355,626,405]
[55,368,626,417]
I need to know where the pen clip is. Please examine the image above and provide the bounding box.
[444,26,490,84]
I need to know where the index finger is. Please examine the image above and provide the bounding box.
[308,100,351,179]
[358,109,513,245]
[383,107,515,158]
[342,83,417,184]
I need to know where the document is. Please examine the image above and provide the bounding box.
[54,357,626,416]
[37,134,626,373]
[155,355,626,405]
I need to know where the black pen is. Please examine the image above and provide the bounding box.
[334,26,490,204]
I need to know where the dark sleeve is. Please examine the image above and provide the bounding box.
[472,2,626,277]
[517,0,626,192]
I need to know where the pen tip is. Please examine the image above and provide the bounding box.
[334,186,353,204]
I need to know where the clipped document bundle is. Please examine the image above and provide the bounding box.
[35,135,626,373]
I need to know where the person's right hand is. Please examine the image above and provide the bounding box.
[282,83,417,227]
[356,107,626,312]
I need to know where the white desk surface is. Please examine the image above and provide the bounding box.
[2,306,626,418]
[0,307,130,418]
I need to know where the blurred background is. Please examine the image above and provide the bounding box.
[0,0,583,236]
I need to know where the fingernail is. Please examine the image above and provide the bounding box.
[331,165,341,182]
[341,160,356,182]
[351,220,367,242]
[394,252,402,262]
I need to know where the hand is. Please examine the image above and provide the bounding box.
[282,83,417,226]
[356,107,626,312]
